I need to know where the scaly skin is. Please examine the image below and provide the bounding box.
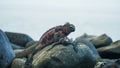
[16,22,75,59]
[38,22,75,48]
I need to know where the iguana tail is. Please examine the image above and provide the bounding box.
[15,43,38,58]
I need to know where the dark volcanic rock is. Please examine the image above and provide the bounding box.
[31,43,98,68]
[94,59,120,68]
[14,49,24,57]
[90,34,113,48]
[0,29,15,68]
[11,58,26,68]
[11,43,23,50]
[76,34,113,48]
[97,40,120,59]
[75,36,101,58]
[25,41,39,48]
[5,32,33,47]
[15,42,38,58]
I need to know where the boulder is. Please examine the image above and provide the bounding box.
[97,40,120,59]
[11,58,26,68]
[90,34,113,48]
[11,43,23,50]
[14,49,25,57]
[15,42,38,58]
[5,32,33,47]
[75,38,100,58]
[31,42,98,68]
[94,59,120,68]
[25,41,39,48]
[0,29,15,68]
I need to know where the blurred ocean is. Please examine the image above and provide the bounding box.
[0,0,120,41]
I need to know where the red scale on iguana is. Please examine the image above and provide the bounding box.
[37,22,75,50]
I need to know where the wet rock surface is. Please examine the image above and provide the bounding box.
[5,32,33,47]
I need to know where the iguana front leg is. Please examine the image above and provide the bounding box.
[47,37,73,51]
[47,37,79,53]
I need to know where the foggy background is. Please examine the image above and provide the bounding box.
[0,0,120,41]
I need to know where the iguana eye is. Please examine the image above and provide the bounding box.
[69,24,75,32]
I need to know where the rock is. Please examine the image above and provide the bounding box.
[11,43,23,50]
[31,42,98,68]
[25,41,39,48]
[15,42,38,58]
[0,29,15,68]
[5,32,33,47]
[94,59,120,68]
[14,49,25,56]
[97,40,120,59]
[76,34,112,48]
[90,34,113,48]
[75,38,101,58]
[11,58,26,68]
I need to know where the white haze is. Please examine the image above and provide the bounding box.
[0,0,120,41]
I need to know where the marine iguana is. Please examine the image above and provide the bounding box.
[23,22,75,68]
[16,23,75,58]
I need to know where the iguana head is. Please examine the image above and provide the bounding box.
[63,22,75,35]
[64,22,75,32]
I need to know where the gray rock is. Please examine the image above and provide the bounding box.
[31,43,98,68]
[11,43,23,50]
[11,58,26,68]
[5,32,33,47]
[14,49,24,56]
[0,29,15,68]
[75,36,101,59]
[94,59,120,68]
[97,40,120,59]
[90,34,113,48]
[25,41,39,48]
[76,33,113,48]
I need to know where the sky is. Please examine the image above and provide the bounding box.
[0,0,120,41]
